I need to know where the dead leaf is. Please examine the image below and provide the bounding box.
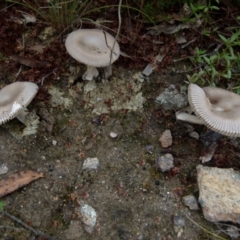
[159,129,173,148]
[20,12,36,24]
[10,55,50,68]
[142,52,165,76]
[0,170,44,197]
[200,142,218,163]
[28,44,45,54]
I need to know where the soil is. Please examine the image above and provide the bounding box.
[1,2,240,240]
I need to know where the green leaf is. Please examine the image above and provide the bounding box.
[0,201,4,211]
[222,69,232,79]
[218,34,228,44]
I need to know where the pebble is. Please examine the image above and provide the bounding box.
[159,130,172,148]
[0,163,8,175]
[52,140,57,146]
[182,194,199,210]
[173,215,185,238]
[109,132,118,138]
[225,226,240,239]
[82,157,99,170]
[173,215,185,228]
[145,145,154,154]
[79,202,97,234]
[155,153,174,172]
[189,131,199,140]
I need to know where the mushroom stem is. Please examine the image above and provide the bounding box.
[103,65,112,79]
[82,65,99,81]
[16,108,29,124]
[176,106,205,125]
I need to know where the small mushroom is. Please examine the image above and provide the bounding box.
[176,83,240,137]
[0,82,38,125]
[65,28,120,80]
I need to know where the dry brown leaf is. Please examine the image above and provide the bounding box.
[28,44,45,53]
[0,170,44,197]
[10,55,50,68]
[199,142,218,163]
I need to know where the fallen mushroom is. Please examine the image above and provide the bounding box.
[176,83,240,137]
[65,28,120,80]
[0,82,38,125]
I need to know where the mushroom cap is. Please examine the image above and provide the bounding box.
[65,29,120,67]
[0,82,38,124]
[188,83,240,137]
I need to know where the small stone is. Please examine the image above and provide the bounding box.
[226,226,240,239]
[182,194,199,210]
[82,158,99,170]
[155,153,174,172]
[155,85,187,110]
[0,164,8,175]
[79,202,97,234]
[109,132,118,138]
[159,129,172,148]
[189,131,199,140]
[52,140,57,146]
[145,145,154,153]
[199,142,218,163]
[173,215,185,227]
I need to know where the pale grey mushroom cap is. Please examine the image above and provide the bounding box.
[65,29,120,67]
[0,82,38,125]
[188,83,240,137]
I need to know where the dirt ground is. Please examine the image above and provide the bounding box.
[1,66,237,240]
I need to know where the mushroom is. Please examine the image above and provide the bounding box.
[65,29,120,80]
[176,83,240,137]
[0,82,39,125]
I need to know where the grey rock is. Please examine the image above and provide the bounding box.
[182,194,199,210]
[225,225,240,239]
[197,165,240,223]
[0,163,8,175]
[173,215,185,227]
[156,85,187,110]
[155,153,174,172]
[82,157,99,170]
[79,202,97,234]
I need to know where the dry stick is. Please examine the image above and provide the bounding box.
[110,0,122,64]
[40,67,58,86]
[1,211,58,240]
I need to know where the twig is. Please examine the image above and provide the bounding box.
[15,66,22,78]
[1,210,58,240]
[173,64,206,74]
[0,3,15,12]
[40,68,58,86]
[184,212,227,240]
[110,0,122,64]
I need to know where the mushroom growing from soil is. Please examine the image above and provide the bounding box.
[65,28,120,80]
[176,83,240,137]
[0,82,38,125]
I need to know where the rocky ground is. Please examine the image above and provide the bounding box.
[1,1,240,240]
[1,66,239,240]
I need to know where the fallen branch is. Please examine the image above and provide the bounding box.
[1,210,58,240]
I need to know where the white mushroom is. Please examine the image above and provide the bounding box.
[65,29,120,80]
[0,82,38,125]
[176,83,240,137]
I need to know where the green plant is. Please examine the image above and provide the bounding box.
[0,201,4,211]
[6,0,155,33]
[189,1,219,19]
[6,0,91,32]
[188,30,240,86]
